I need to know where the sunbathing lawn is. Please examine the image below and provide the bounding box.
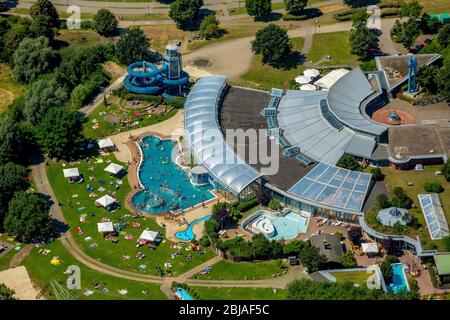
[307,31,359,67]
[22,240,167,300]
[0,250,15,272]
[0,64,26,113]
[330,270,375,288]
[187,286,287,300]
[237,37,306,90]
[378,165,450,250]
[46,155,215,277]
[83,102,178,140]
[57,30,106,49]
[196,259,286,280]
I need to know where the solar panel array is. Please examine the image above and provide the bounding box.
[418,194,449,240]
[288,162,372,212]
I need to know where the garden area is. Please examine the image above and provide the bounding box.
[0,64,26,113]
[330,270,376,288]
[195,259,287,280]
[46,154,215,277]
[21,240,167,300]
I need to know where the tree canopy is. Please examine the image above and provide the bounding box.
[437,25,450,48]
[116,27,150,65]
[30,0,59,27]
[29,14,57,40]
[245,0,272,21]
[0,115,23,165]
[0,284,16,301]
[336,153,361,171]
[169,0,204,29]
[284,0,307,16]
[93,9,118,37]
[4,191,52,243]
[11,36,55,83]
[36,107,85,159]
[251,24,292,67]
[199,14,221,39]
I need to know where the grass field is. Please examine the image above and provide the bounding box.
[196,260,286,280]
[0,250,15,272]
[187,25,262,52]
[0,64,26,113]
[83,102,178,140]
[187,286,287,300]
[307,31,359,67]
[140,25,186,53]
[22,240,167,300]
[237,37,306,90]
[418,0,450,14]
[57,29,106,49]
[46,154,215,277]
[330,270,375,288]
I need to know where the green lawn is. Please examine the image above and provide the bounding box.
[0,250,15,272]
[46,154,215,277]
[196,259,287,280]
[0,64,26,113]
[22,240,167,300]
[187,286,287,300]
[418,0,450,14]
[83,102,178,140]
[307,31,359,67]
[57,30,106,49]
[237,37,306,90]
[330,270,375,288]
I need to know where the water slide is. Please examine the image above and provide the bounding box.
[123,61,189,95]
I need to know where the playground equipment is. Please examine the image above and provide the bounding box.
[407,54,417,93]
[124,43,189,97]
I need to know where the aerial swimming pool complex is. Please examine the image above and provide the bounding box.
[132,135,214,214]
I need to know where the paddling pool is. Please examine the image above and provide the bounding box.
[175,215,212,241]
[175,287,193,300]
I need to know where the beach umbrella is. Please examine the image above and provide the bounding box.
[294,75,312,84]
[300,84,317,91]
[303,68,320,78]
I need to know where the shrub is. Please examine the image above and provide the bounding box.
[424,181,444,193]
[268,199,282,210]
[336,153,361,171]
[236,198,259,212]
[370,168,385,181]
[347,226,363,244]
[341,251,358,268]
[442,160,450,182]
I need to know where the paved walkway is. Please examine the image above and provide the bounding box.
[8,245,33,268]
[0,266,42,300]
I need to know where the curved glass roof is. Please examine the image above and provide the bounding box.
[184,76,262,194]
[327,68,387,137]
[418,194,449,240]
[288,162,372,212]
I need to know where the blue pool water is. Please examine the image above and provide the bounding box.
[132,136,214,214]
[244,210,308,240]
[176,215,212,241]
[176,287,193,300]
[388,263,409,294]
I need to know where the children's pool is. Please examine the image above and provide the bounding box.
[387,263,410,294]
[176,215,212,241]
[175,287,193,300]
[243,210,308,240]
[132,135,214,214]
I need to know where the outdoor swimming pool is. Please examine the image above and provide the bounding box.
[132,135,214,214]
[387,263,410,294]
[175,287,193,300]
[176,215,212,241]
[243,210,308,240]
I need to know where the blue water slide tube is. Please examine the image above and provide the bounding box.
[161,72,190,86]
[127,61,168,79]
[123,74,162,94]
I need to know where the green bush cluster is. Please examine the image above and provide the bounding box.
[268,199,281,210]
[235,198,259,212]
[70,70,111,108]
[423,181,444,193]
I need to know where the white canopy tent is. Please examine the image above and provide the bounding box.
[95,195,118,208]
[97,221,114,233]
[98,138,115,149]
[294,75,312,85]
[303,68,320,78]
[139,230,160,242]
[104,163,124,175]
[63,168,80,179]
[314,68,350,90]
[300,84,317,91]
[361,242,379,254]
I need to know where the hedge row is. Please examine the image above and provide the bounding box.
[235,198,259,212]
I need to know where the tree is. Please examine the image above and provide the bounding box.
[380,255,399,283]
[347,226,362,245]
[0,162,30,229]
[199,14,221,39]
[245,0,272,21]
[93,9,118,37]
[391,20,420,49]
[424,181,444,193]
[0,26,28,62]
[169,0,203,29]
[0,284,16,300]
[437,25,450,49]
[421,13,442,35]
[36,107,85,159]
[443,160,450,182]
[23,76,69,124]
[11,36,55,84]
[0,115,22,165]
[116,27,150,65]
[283,240,308,256]
[251,24,292,67]
[351,8,369,29]
[336,153,361,171]
[341,251,357,268]
[30,0,59,27]
[284,0,307,16]
[442,236,450,252]
[391,187,413,209]
[350,26,378,61]
[298,244,327,272]
[417,65,439,94]
[370,168,384,181]
[256,188,271,206]
[400,0,423,21]
[4,191,52,242]
[438,66,450,101]
[29,14,57,40]
[377,194,391,209]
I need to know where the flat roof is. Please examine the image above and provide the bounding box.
[434,254,450,276]
[219,87,314,191]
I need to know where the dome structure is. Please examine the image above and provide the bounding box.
[377,207,412,227]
